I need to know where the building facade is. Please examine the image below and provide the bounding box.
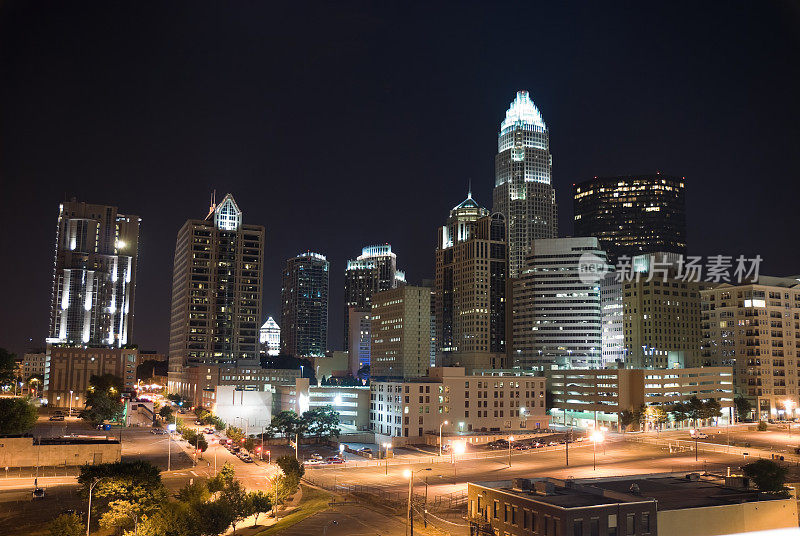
[701,276,800,420]
[512,238,607,370]
[259,316,281,356]
[22,351,47,378]
[343,245,405,347]
[549,367,734,430]
[182,364,300,408]
[370,367,548,444]
[370,285,434,379]
[573,174,686,265]
[280,252,329,358]
[46,346,140,407]
[492,91,558,278]
[623,254,704,369]
[347,307,371,375]
[168,194,264,397]
[468,474,797,536]
[435,194,507,372]
[48,199,140,348]
[601,273,625,366]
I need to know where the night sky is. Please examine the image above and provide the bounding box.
[2,2,799,357]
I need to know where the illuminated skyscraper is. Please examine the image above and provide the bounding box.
[48,199,140,347]
[168,194,264,395]
[435,192,507,371]
[281,252,329,358]
[259,316,281,356]
[343,244,405,347]
[493,90,558,278]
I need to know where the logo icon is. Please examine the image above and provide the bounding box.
[578,253,609,284]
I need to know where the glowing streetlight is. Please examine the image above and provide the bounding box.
[439,420,448,456]
[590,431,604,470]
[508,436,514,467]
[452,440,466,476]
[383,441,392,475]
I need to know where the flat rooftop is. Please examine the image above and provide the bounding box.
[473,473,779,511]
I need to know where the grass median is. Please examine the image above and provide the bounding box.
[255,484,332,535]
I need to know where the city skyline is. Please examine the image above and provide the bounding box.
[2,3,799,357]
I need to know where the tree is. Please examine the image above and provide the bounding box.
[670,402,690,425]
[618,410,637,432]
[175,480,210,506]
[83,374,124,424]
[0,347,18,388]
[226,426,244,444]
[159,405,174,421]
[133,501,198,536]
[26,373,44,396]
[734,396,753,421]
[48,513,83,536]
[686,396,704,426]
[644,406,668,430]
[302,406,341,439]
[701,398,722,423]
[218,479,251,534]
[249,491,272,525]
[194,500,234,536]
[275,455,305,496]
[0,397,38,434]
[243,437,256,452]
[270,411,304,443]
[78,461,167,533]
[208,463,236,494]
[743,459,788,493]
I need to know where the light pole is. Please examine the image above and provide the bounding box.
[591,431,604,471]
[69,390,73,417]
[404,467,431,536]
[507,436,514,467]
[439,420,448,456]
[690,429,699,461]
[784,399,796,436]
[86,477,107,536]
[383,442,392,475]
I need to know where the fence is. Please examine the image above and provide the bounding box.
[304,441,593,471]
[304,474,467,512]
[626,435,800,465]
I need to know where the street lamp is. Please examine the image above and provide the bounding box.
[784,399,796,433]
[452,440,466,477]
[507,436,514,467]
[690,428,699,461]
[591,431,604,471]
[439,420,448,456]
[86,477,107,536]
[383,442,392,475]
[69,390,73,417]
[404,467,431,536]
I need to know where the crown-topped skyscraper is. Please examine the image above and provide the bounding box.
[492,90,558,278]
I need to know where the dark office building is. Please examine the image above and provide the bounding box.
[280,252,329,358]
[573,175,686,265]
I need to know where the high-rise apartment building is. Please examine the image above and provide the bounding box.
[259,316,280,356]
[168,194,264,395]
[435,193,507,372]
[573,174,686,265]
[492,91,558,278]
[701,276,800,420]
[343,245,405,347]
[623,253,704,369]
[370,285,433,379]
[48,199,140,347]
[512,238,607,369]
[280,252,329,358]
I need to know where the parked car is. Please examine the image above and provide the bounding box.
[32,487,45,500]
[310,453,324,461]
[49,414,65,421]
[357,447,372,454]
[325,456,345,464]
[548,441,559,447]
[690,431,708,439]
